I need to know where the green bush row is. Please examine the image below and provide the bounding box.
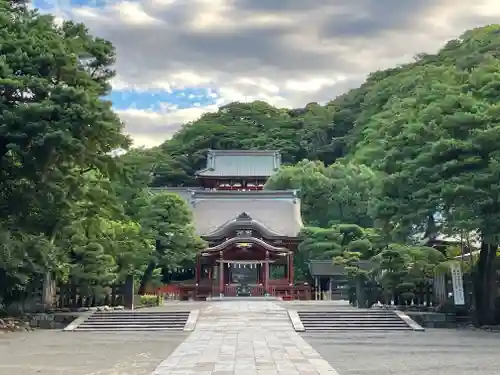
[139,294,164,307]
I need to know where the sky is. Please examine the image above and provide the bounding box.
[33,0,500,148]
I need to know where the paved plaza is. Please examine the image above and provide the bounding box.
[0,330,186,375]
[1,301,499,375]
[305,329,500,375]
[151,301,339,374]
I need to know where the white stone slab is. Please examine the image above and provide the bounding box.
[151,301,340,375]
[287,310,305,332]
[62,312,94,331]
[184,309,200,331]
[394,310,425,331]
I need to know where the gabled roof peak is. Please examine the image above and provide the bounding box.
[196,149,282,178]
[237,212,252,220]
[207,149,280,156]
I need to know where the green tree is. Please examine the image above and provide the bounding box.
[298,224,376,277]
[0,2,147,308]
[265,160,378,227]
[371,245,445,304]
[138,192,205,292]
[350,25,500,325]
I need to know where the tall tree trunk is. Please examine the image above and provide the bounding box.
[41,272,56,309]
[423,214,437,239]
[473,241,497,326]
[138,261,156,295]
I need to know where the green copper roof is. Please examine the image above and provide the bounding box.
[196,150,281,178]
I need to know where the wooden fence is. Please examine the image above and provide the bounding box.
[56,276,134,309]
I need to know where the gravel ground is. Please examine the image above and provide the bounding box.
[303,329,500,375]
[0,330,186,375]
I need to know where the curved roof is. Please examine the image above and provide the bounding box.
[196,149,281,177]
[191,190,303,238]
[204,212,283,238]
[203,236,289,253]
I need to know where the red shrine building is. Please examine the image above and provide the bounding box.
[177,150,310,299]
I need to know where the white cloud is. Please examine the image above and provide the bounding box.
[49,0,500,147]
[117,105,218,147]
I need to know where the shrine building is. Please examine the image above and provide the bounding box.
[177,150,310,299]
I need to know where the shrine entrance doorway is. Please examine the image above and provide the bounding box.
[229,262,259,285]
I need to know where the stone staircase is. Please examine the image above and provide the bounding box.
[70,310,191,331]
[297,309,422,331]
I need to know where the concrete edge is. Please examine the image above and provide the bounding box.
[288,310,305,332]
[62,312,94,332]
[394,310,425,331]
[183,309,200,331]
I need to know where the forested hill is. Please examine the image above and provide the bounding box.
[121,24,500,187]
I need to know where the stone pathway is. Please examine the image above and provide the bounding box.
[151,301,340,375]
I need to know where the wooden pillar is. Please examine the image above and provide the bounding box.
[123,274,134,310]
[219,251,224,297]
[328,276,332,301]
[314,276,319,300]
[195,254,201,284]
[264,251,269,295]
[288,252,294,285]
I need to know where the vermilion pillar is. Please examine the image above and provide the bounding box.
[288,251,294,285]
[195,254,201,284]
[219,251,224,296]
[264,250,269,294]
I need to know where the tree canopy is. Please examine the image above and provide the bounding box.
[0,2,203,310]
[119,23,500,324]
[265,160,379,228]
[3,0,499,326]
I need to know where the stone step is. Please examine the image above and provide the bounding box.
[77,322,183,327]
[303,326,413,331]
[77,320,186,326]
[299,318,405,323]
[299,317,407,322]
[74,326,184,331]
[88,316,189,320]
[298,311,398,315]
[297,310,414,332]
[92,311,189,317]
[70,311,190,332]
[300,319,408,324]
[299,313,402,316]
[302,322,408,329]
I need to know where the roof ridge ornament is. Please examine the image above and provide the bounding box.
[237,212,252,220]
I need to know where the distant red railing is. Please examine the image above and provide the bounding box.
[157,284,181,294]
[159,283,311,301]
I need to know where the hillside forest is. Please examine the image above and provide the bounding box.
[1,0,499,325]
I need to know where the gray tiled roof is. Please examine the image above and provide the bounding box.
[308,260,375,276]
[196,150,281,177]
[149,187,202,203]
[191,190,303,237]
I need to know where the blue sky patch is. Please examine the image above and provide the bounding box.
[33,0,113,10]
[107,88,219,111]
[32,0,220,114]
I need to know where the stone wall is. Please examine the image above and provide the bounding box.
[28,313,80,329]
[0,313,79,332]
